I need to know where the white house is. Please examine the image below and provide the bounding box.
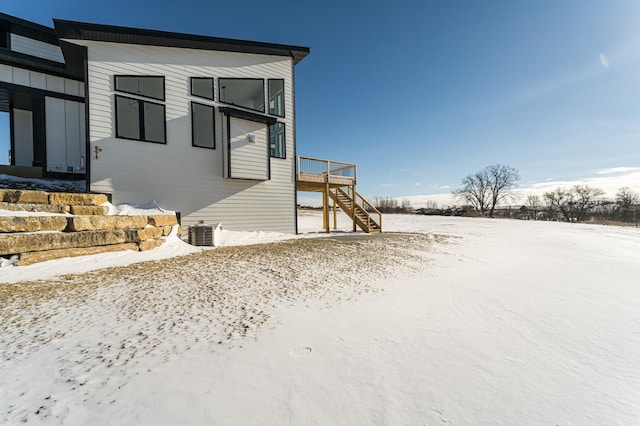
[0,13,309,234]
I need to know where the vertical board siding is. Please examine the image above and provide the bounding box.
[12,109,33,167]
[70,40,296,233]
[10,34,65,63]
[45,97,86,173]
[45,97,66,172]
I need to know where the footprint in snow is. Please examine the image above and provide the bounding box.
[289,347,312,357]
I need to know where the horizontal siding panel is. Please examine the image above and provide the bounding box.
[0,64,12,81]
[72,39,297,233]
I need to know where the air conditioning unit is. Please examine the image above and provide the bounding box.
[188,222,214,246]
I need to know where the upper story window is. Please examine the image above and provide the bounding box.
[219,78,264,113]
[0,30,7,49]
[268,79,285,117]
[114,75,166,144]
[191,77,214,100]
[115,75,165,101]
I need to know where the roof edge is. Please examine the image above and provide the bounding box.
[53,19,310,64]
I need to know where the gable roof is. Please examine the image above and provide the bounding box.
[53,19,310,65]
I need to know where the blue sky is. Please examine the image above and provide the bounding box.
[2,0,640,204]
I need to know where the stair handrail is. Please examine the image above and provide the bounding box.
[354,190,382,229]
[335,187,382,231]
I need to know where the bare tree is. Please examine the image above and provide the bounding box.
[373,197,413,213]
[616,187,639,207]
[453,164,519,217]
[423,200,439,210]
[543,185,604,222]
[526,193,541,218]
[453,169,490,215]
[400,198,413,212]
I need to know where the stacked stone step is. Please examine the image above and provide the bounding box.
[0,189,178,266]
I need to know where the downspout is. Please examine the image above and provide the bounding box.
[82,45,90,193]
[291,55,299,235]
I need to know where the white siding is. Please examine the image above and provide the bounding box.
[228,117,269,180]
[12,67,30,86]
[45,97,86,173]
[29,71,46,89]
[0,63,83,96]
[69,39,296,233]
[12,109,33,167]
[10,34,65,63]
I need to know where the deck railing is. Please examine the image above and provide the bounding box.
[297,156,357,184]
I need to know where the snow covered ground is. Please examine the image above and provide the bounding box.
[1,211,639,425]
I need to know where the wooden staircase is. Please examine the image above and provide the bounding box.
[296,156,382,234]
[329,187,382,233]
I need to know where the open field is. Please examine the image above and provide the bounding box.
[1,212,640,424]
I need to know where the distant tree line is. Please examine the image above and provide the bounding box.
[449,164,638,225]
[372,197,414,214]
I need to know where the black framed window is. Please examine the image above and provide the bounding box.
[115,76,164,101]
[191,77,214,100]
[191,102,215,149]
[115,95,166,144]
[219,78,264,112]
[269,122,285,159]
[268,79,285,117]
[0,30,8,49]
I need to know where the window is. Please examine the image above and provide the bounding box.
[219,78,264,112]
[115,76,164,100]
[269,122,285,158]
[191,102,215,149]
[191,77,214,100]
[0,30,7,49]
[268,79,285,117]
[115,95,166,143]
[114,76,166,144]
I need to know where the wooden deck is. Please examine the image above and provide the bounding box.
[296,156,357,192]
[296,156,381,233]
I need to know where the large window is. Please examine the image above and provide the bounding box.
[191,102,215,149]
[268,79,285,117]
[114,76,166,144]
[219,78,264,112]
[191,77,214,100]
[269,122,285,159]
[115,76,164,101]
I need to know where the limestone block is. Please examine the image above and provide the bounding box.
[0,230,127,256]
[138,239,165,251]
[16,243,139,266]
[125,227,164,242]
[0,202,70,214]
[3,190,49,204]
[48,193,108,206]
[147,215,178,227]
[69,205,109,215]
[161,225,173,236]
[67,215,147,231]
[0,216,68,233]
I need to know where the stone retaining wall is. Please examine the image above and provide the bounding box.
[0,190,179,266]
